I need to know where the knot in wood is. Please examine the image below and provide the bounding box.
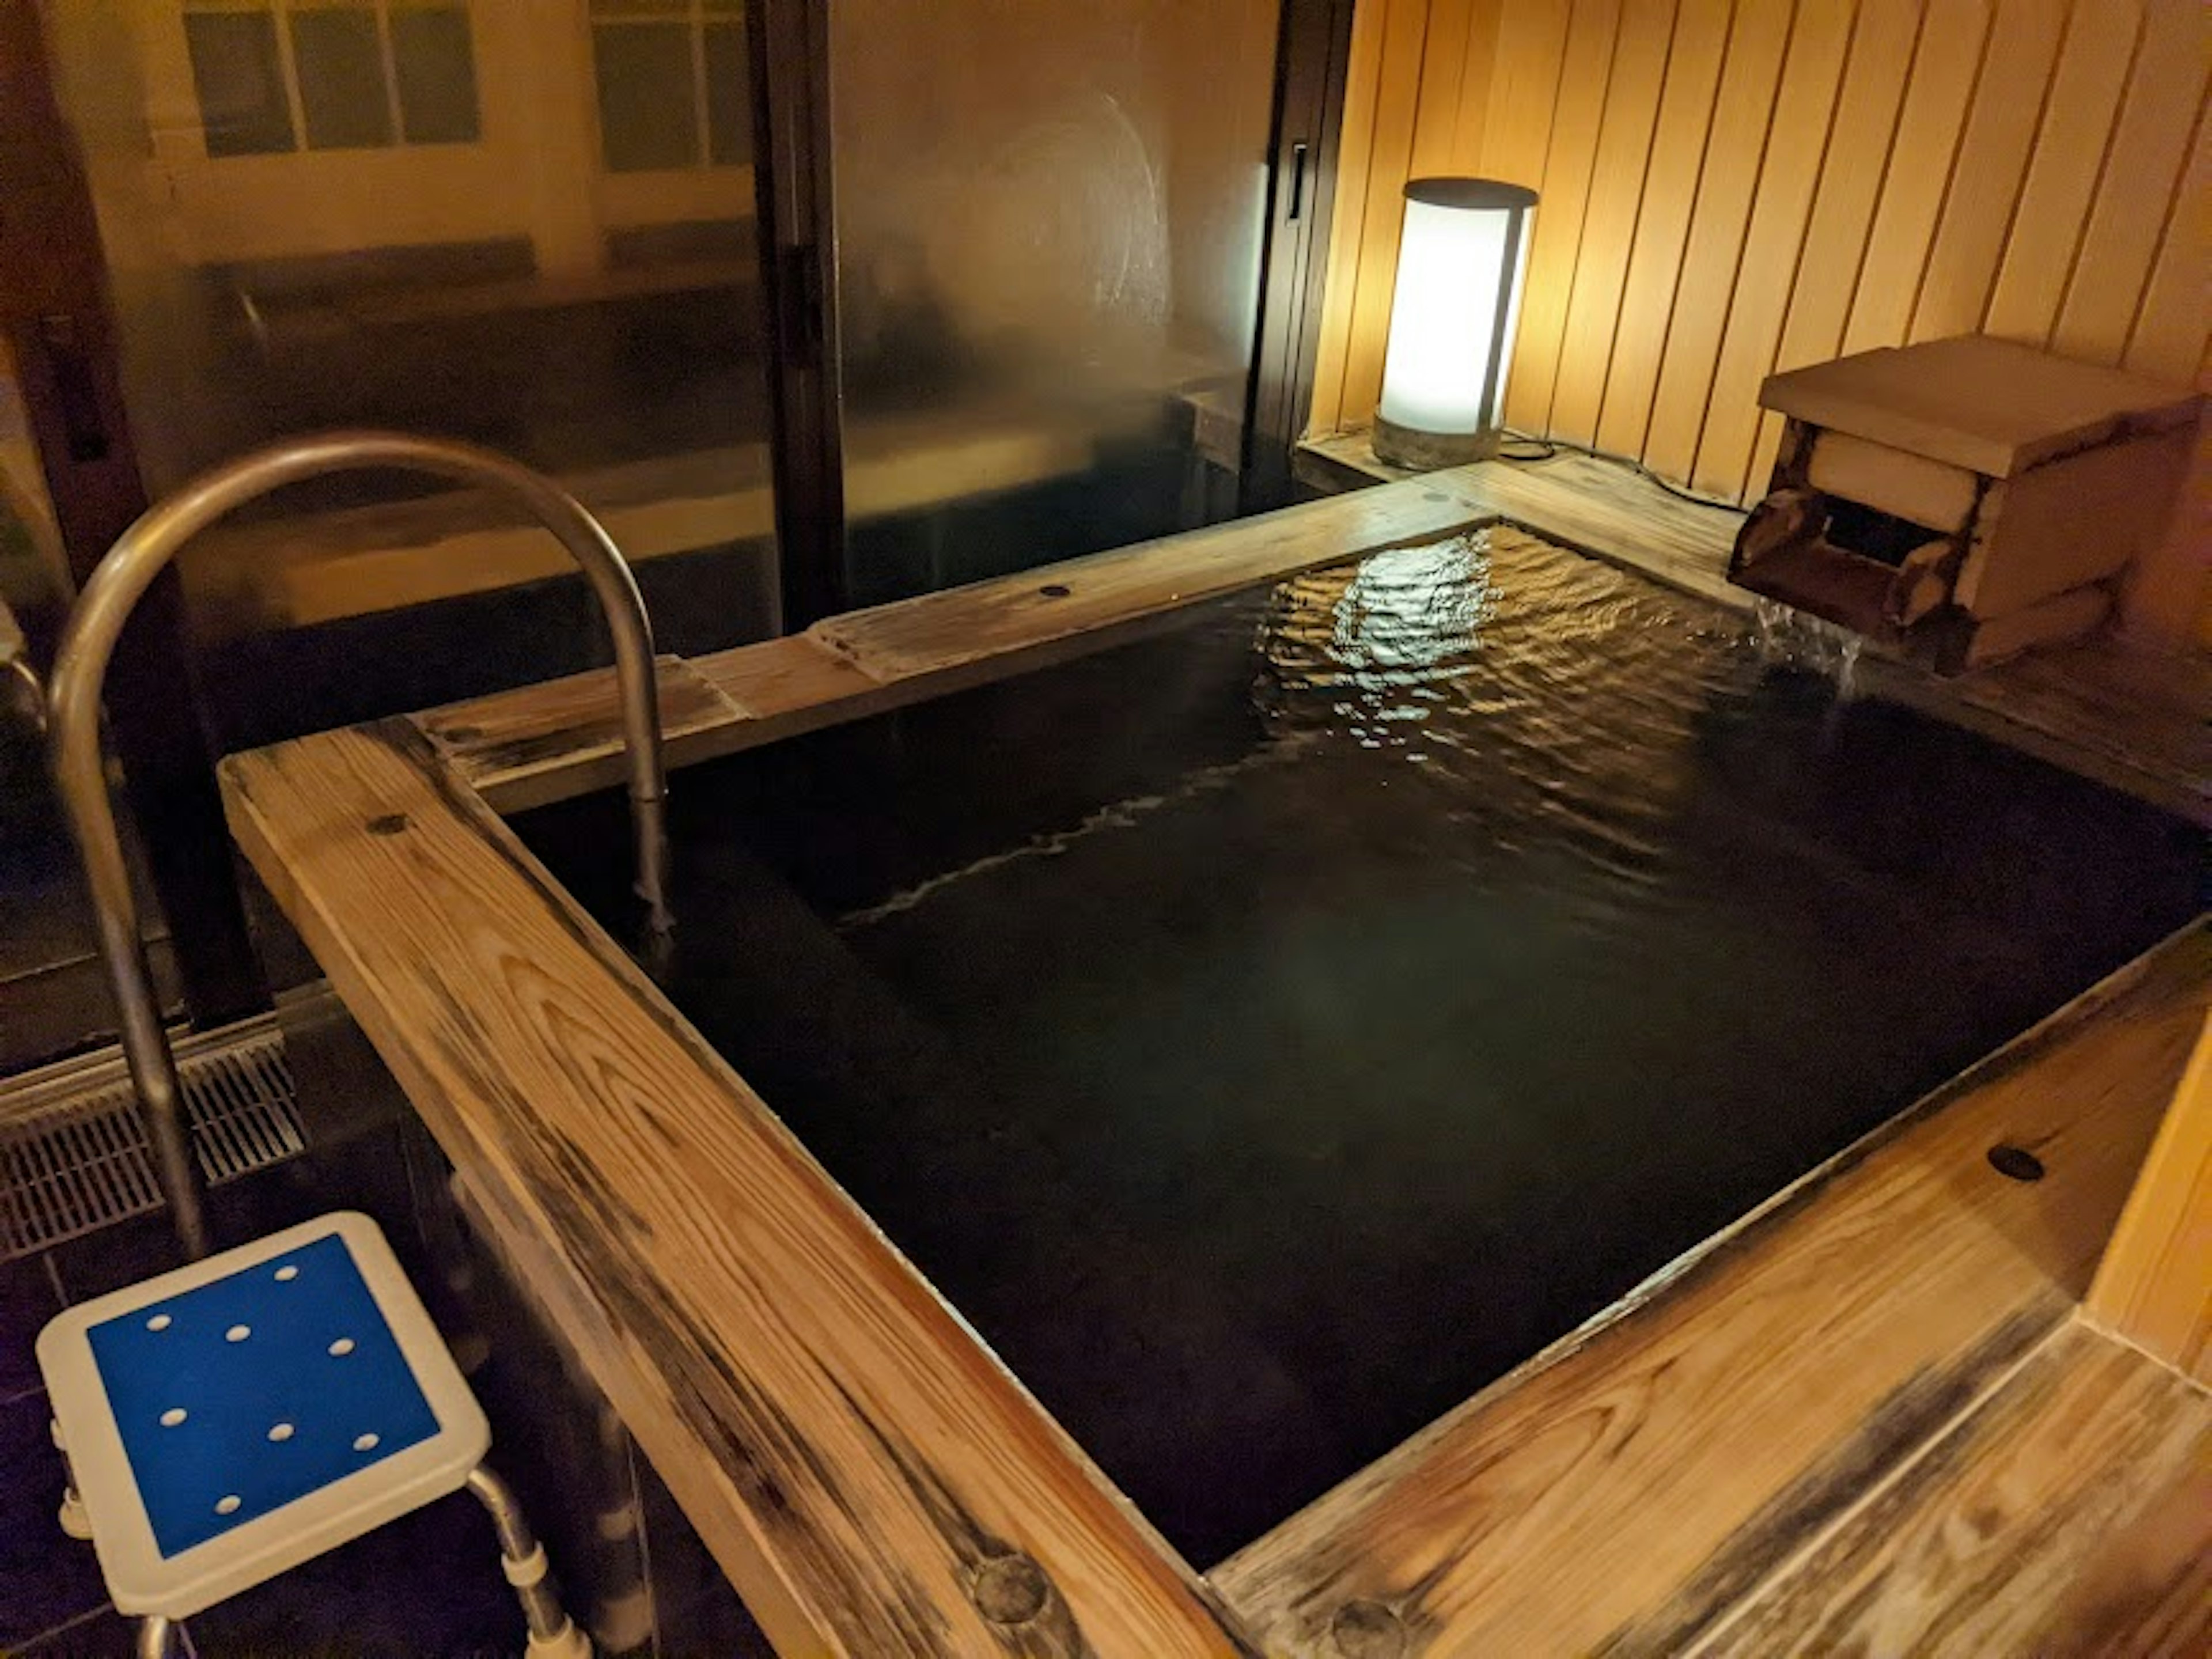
[1987,1143,2045,1182]
[971,1551,1051,1625]
[1330,1598,1408,1658]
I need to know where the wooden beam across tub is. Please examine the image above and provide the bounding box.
[416,472,1499,812]
[418,448,2209,828]
[221,720,1259,1658]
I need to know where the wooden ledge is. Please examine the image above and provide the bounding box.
[415,475,1497,812]
[221,719,1259,1657]
[1213,922,2210,1656]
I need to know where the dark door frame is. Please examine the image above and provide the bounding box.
[749,0,849,632]
[1,0,266,1027]
[1244,0,1359,512]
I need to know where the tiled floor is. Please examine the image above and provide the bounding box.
[3,1111,775,1658]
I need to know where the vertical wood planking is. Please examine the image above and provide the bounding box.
[1474,0,1571,184]
[1908,0,2072,343]
[1594,0,1738,459]
[2054,0,2209,365]
[1310,0,2206,539]
[1548,0,1681,445]
[1334,0,1438,432]
[1502,0,1623,433]
[2123,104,2210,384]
[1304,0,1395,434]
[1689,0,1859,498]
[1982,0,2146,343]
[1433,0,1504,172]
[1410,0,1480,174]
[1839,0,1993,355]
[1745,0,1926,497]
[1640,0,1799,485]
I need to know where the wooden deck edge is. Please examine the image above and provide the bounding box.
[416,475,1498,812]
[221,721,1259,1658]
[1685,1314,2211,1654]
[1210,921,2210,1656]
[1221,914,2212,1490]
[1302,440,2211,825]
[425,446,2204,828]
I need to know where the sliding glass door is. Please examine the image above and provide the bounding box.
[825,0,1285,606]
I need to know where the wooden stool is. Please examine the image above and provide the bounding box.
[36,1212,589,1658]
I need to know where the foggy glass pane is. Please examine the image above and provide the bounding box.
[593,23,699,172]
[703,23,751,168]
[47,0,782,742]
[292,8,394,150]
[831,0,1280,603]
[183,10,295,157]
[393,7,481,145]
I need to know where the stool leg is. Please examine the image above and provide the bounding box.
[52,1420,91,1541]
[466,1465,592,1659]
[135,1616,177,1658]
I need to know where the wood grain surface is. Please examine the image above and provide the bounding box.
[1301,441,2212,824]
[422,474,1495,810]
[806,474,1491,681]
[2090,1011,2212,1382]
[1692,1319,2211,1657]
[1213,923,2210,1657]
[222,722,1257,1658]
[417,654,746,804]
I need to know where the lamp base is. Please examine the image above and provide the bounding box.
[1371,418,1500,471]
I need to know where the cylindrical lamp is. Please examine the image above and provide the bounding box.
[1372,179,1538,470]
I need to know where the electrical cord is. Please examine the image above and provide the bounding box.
[1494,429,1746,514]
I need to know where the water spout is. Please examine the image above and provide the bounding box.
[1751,596,1862,702]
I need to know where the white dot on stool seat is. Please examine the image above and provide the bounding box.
[274,1265,298,1282]
[328,1338,355,1356]
[268,1422,294,1442]
[226,1325,251,1343]
[215,1495,240,1515]
[353,1433,380,1452]
[160,1408,187,1427]
[146,1315,171,1332]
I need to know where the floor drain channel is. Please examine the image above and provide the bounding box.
[0,1016,306,1260]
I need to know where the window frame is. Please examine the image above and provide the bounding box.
[586,0,752,176]
[179,0,483,160]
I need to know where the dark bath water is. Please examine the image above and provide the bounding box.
[517,528,2203,1565]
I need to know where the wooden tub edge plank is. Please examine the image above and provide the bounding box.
[220,719,1258,1658]
[1211,922,2210,1656]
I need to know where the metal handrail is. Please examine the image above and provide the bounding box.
[0,587,44,732]
[50,431,671,1258]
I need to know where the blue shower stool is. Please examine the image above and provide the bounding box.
[36,1212,590,1659]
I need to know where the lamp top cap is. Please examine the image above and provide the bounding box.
[1403,177,1539,211]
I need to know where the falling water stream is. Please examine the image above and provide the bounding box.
[1752,593,1864,701]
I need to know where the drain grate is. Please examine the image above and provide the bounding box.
[0,1016,306,1260]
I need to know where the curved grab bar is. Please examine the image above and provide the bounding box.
[0,589,44,732]
[50,431,671,1257]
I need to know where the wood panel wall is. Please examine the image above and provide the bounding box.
[1310,0,2210,516]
